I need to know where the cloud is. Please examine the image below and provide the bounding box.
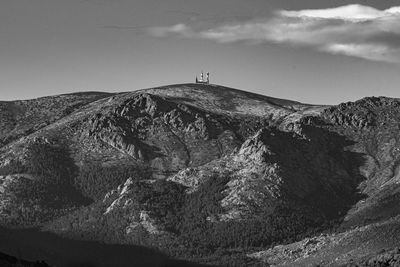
[147,23,193,37]
[323,43,400,63]
[279,4,397,21]
[147,4,400,63]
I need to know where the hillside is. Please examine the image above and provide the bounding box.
[0,92,112,148]
[0,84,399,266]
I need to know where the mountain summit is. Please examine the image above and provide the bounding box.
[0,84,399,266]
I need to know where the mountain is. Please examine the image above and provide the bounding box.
[0,83,399,266]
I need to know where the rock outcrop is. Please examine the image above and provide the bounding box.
[103,178,165,235]
[86,92,242,177]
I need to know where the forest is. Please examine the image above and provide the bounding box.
[0,142,338,266]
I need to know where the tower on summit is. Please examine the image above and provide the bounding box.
[195,71,209,84]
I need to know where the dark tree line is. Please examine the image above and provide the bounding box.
[0,142,90,225]
[74,162,148,201]
[0,142,83,205]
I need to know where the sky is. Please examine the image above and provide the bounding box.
[1,0,400,104]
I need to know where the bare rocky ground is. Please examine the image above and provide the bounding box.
[0,84,400,266]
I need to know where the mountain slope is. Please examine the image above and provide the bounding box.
[0,92,112,148]
[250,96,400,266]
[0,84,322,178]
[0,84,399,266]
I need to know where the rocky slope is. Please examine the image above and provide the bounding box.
[0,84,321,177]
[0,92,112,148]
[249,215,400,266]
[0,84,399,266]
[249,96,400,266]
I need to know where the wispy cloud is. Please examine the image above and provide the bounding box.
[147,4,400,63]
[147,23,193,37]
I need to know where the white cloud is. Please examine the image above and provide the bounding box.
[280,4,390,21]
[323,43,400,63]
[147,23,193,37]
[147,4,400,63]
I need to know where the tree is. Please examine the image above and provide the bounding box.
[25,142,77,187]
